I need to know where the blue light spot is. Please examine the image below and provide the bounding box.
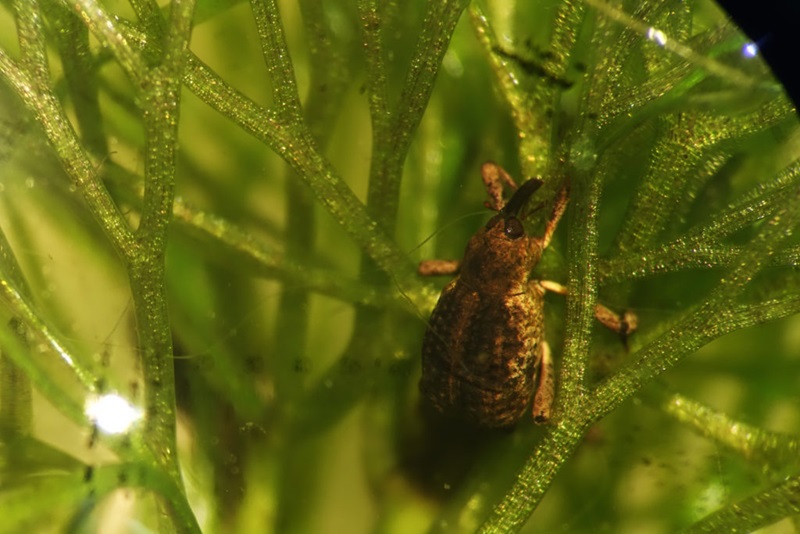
[742,42,758,58]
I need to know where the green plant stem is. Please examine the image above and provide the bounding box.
[12,0,49,84]
[0,7,135,256]
[583,0,757,89]
[600,244,800,283]
[470,2,581,178]
[680,475,800,534]
[71,0,147,80]
[469,5,551,176]
[0,225,31,302]
[49,0,199,526]
[0,226,104,401]
[265,2,355,528]
[271,0,353,404]
[0,306,85,424]
[0,226,33,436]
[595,185,800,417]
[109,3,429,303]
[127,0,195,490]
[600,162,800,281]
[249,0,313,413]
[0,235,140,461]
[0,280,93,416]
[361,0,469,230]
[172,198,415,310]
[249,0,303,120]
[559,169,602,407]
[658,389,800,469]
[49,2,108,156]
[128,0,165,33]
[91,463,201,534]
[476,415,591,533]
[108,162,421,311]
[181,53,423,294]
[192,0,465,304]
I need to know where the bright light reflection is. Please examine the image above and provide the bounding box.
[646,27,668,47]
[742,42,759,58]
[85,393,142,434]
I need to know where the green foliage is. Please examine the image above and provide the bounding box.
[0,0,798,532]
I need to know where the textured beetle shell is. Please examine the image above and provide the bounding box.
[420,222,545,428]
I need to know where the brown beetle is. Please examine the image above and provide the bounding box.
[419,162,634,428]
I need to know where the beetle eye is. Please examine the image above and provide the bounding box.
[504,217,524,239]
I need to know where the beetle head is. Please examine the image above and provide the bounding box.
[460,178,546,285]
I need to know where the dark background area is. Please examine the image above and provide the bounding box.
[718,0,800,111]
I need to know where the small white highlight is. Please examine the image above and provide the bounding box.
[646,27,668,47]
[85,393,142,434]
[742,42,758,58]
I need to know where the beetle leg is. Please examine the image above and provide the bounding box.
[538,279,568,295]
[594,305,638,348]
[418,259,460,276]
[538,280,638,344]
[481,162,518,211]
[532,341,555,424]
